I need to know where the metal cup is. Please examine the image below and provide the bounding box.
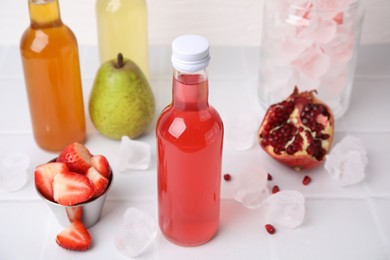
[35,159,113,228]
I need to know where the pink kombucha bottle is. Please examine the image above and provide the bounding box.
[156,35,224,246]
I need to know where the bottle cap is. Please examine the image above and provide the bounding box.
[171,34,210,73]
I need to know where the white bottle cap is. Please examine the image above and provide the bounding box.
[171,34,210,73]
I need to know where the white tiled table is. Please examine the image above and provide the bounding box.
[0,44,389,260]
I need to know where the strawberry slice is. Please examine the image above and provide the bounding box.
[56,220,92,251]
[86,167,109,198]
[53,172,95,206]
[34,162,69,201]
[57,143,93,174]
[91,155,111,179]
[66,206,83,222]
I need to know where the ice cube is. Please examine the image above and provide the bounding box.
[0,151,30,192]
[265,190,305,228]
[293,45,331,79]
[114,207,157,258]
[315,19,338,44]
[283,0,311,7]
[309,0,353,21]
[324,135,368,186]
[315,0,353,11]
[234,167,270,209]
[118,136,152,172]
[323,25,355,64]
[284,0,313,26]
[273,36,311,66]
[298,18,337,44]
[225,115,259,151]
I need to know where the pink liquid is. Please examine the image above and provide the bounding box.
[156,74,224,246]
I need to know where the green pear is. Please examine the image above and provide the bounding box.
[89,53,155,140]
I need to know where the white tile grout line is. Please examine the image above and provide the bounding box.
[366,197,390,259]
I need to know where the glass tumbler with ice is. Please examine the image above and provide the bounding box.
[258,0,364,118]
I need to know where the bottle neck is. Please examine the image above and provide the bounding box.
[172,68,209,110]
[28,0,62,28]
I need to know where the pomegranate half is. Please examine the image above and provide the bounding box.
[258,87,334,170]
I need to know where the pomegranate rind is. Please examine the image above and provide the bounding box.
[258,87,334,171]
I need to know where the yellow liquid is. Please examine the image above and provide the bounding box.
[96,0,149,79]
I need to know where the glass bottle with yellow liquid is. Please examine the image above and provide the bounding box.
[96,0,149,79]
[20,0,86,152]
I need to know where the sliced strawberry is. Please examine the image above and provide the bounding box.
[66,206,83,222]
[57,142,92,174]
[86,167,109,198]
[34,162,69,201]
[53,172,95,206]
[91,155,111,179]
[56,220,92,251]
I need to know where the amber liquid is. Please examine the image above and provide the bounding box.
[20,0,86,151]
[157,74,224,246]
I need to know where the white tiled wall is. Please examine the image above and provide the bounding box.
[1,0,389,46]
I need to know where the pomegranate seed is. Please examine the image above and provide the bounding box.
[223,174,232,181]
[303,175,311,185]
[265,224,276,234]
[267,173,273,181]
[272,185,280,194]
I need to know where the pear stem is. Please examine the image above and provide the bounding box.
[115,53,124,69]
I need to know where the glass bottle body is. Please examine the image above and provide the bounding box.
[96,0,149,78]
[156,69,224,246]
[258,0,363,118]
[20,0,86,151]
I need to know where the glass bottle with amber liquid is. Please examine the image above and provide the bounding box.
[156,35,224,246]
[20,0,86,151]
